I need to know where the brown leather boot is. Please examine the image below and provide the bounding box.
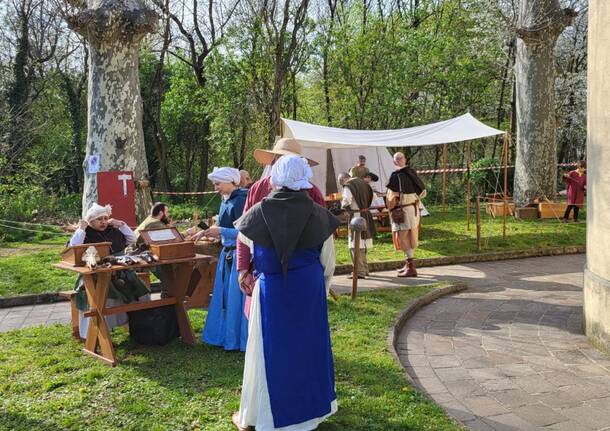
[397,260,408,275]
[405,258,417,277]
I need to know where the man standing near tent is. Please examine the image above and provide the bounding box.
[338,172,375,279]
[349,155,370,179]
[236,138,326,287]
[386,152,426,277]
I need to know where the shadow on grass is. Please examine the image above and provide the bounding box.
[0,411,60,431]
[0,289,462,430]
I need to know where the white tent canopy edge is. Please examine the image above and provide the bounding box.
[277,113,504,196]
[281,112,504,148]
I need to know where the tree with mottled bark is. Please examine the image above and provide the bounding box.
[64,0,158,221]
[512,0,576,206]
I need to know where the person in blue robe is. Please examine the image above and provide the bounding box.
[194,167,248,351]
[233,155,340,431]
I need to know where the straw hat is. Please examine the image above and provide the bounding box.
[254,138,318,166]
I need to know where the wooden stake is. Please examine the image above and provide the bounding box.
[352,233,360,300]
[442,143,448,214]
[476,194,482,252]
[502,132,509,240]
[466,141,471,231]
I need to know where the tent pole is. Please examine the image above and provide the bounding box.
[442,143,448,214]
[476,194,482,252]
[466,141,471,231]
[502,132,509,240]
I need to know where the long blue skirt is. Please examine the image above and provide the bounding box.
[254,244,336,428]
[202,247,248,351]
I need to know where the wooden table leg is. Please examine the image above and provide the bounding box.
[83,272,117,366]
[160,262,197,345]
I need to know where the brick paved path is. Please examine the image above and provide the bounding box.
[3,254,608,431]
[392,254,610,431]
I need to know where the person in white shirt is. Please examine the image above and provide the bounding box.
[68,203,149,338]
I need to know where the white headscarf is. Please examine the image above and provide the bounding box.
[208,167,241,185]
[85,203,112,223]
[271,155,313,191]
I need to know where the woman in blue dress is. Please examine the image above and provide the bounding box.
[194,167,248,351]
[234,155,340,431]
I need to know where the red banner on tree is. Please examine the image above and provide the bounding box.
[96,171,136,227]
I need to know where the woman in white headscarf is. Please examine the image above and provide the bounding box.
[233,155,339,431]
[193,167,249,351]
[68,203,149,338]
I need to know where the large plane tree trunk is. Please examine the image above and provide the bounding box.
[67,0,158,221]
[513,0,575,206]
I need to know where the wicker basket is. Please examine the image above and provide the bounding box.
[195,240,222,258]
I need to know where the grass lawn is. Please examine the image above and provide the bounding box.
[0,285,461,431]
[0,205,585,297]
[335,205,586,264]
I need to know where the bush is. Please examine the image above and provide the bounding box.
[465,157,513,197]
[0,182,79,242]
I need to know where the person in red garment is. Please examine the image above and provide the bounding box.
[562,160,587,223]
[235,138,325,277]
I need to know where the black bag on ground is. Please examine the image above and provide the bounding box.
[128,305,180,346]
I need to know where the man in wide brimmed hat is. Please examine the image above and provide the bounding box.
[235,137,326,284]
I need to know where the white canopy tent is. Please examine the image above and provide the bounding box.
[278,113,505,196]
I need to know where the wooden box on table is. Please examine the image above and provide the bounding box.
[139,227,195,261]
[195,240,221,258]
[60,242,112,267]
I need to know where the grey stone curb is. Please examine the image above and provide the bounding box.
[0,245,583,308]
[0,282,164,308]
[335,245,585,275]
[387,282,468,369]
[386,282,468,427]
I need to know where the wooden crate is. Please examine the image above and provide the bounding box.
[538,202,566,219]
[60,242,112,267]
[515,207,539,219]
[485,201,515,217]
[149,241,195,260]
[195,240,221,258]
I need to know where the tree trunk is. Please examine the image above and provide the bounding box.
[67,0,158,222]
[513,0,575,206]
[4,7,32,172]
[61,74,86,193]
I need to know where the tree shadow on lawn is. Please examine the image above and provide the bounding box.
[0,411,60,431]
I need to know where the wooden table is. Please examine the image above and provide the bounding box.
[52,254,212,366]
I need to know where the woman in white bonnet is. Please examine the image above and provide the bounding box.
[68,203,150,338]
[192,167,249,351]
[234,155,339,431]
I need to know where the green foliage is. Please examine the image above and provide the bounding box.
[0,178,79,241]
[0,286,461,430]
[467,157,502,196]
